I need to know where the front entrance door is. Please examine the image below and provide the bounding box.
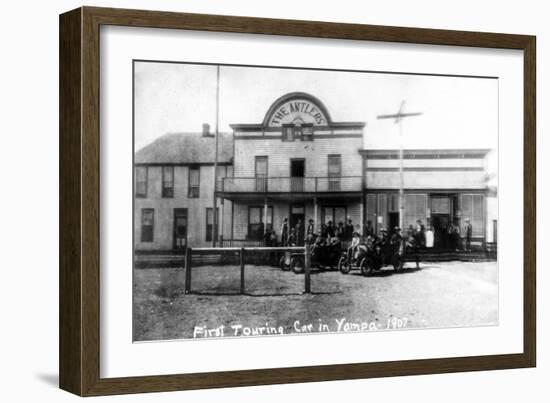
[289,203,305,246]
[173,208,188,250]
[290,159,305,192]
[432,214,450,249]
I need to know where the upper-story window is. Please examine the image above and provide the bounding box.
[282,124,294,142]
[162,166,174,198]
[136,166,147,198]
[188,166,200,198]
[282,122,314,142]
[328,154,342,191]
[301,124,314,141]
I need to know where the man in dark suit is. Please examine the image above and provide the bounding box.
[365,220,375,238]
[295,219,304,246]
[344,218,354,241]
[306,219,315,243]
[280,218,289,246]
[465,218,473,251]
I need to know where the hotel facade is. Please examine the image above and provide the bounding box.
[134,92,496,253]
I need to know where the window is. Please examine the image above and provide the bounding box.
[388,194,399,213]
[327,154,342,191]
[188,166,200,198]
[460,194,484,237]
[293,125,302,140]
[135,166,147,198]
[206,208,219,242]
[248,206,273,240]
[301,124,314,141]
[431,197,451,214]
[322,206,347,227]
[404,194,428,229]
[282,124,294,142]
[255,156,268,192]
[141,208,154,242]
[162,166,174,198]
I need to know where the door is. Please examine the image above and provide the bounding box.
[290,159,305,192]
[289,204,305,245]
[173,208,188,250]
[388,212,399,233]
[432,214,450,249]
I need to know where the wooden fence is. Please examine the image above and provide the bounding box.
[185,246,311,294]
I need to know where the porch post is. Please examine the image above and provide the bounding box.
[264,196,268,237]
[220,198,225,245]
[313,196,318,233]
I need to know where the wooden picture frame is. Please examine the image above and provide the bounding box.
[59,6,536,396]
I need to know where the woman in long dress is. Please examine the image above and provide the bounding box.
[425,225,434,248]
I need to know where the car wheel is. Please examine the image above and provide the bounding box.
[280,256,290,271]
[338,256,350,274]
[291,256,305,274]
[360,258,374,276]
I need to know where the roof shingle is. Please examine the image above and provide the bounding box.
[135,132,233,164]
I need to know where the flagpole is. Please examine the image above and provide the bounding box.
[399,119,404,232]
[212,65,220,247]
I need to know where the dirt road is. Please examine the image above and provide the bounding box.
[133,261,498,341]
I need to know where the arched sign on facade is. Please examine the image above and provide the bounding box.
[263,92,332,127]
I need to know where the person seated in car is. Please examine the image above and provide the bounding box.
[314,229,326,247]
[391,226,403,244]
[391,227,405,255]
[347,230,361,263]
[374,228,390,261]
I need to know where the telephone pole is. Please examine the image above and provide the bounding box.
[377,101,422,231]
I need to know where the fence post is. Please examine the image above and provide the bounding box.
[185,247,192,294]
[240,247,245,294]
[304,243,311,294]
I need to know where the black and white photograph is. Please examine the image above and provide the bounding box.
[132,60,498,342]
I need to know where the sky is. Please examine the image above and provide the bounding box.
[134,61,498,175]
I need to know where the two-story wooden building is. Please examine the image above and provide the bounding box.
[134,125,234,252]
[134,91,496,253]
[220,92,365,243]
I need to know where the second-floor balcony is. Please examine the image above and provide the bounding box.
[217,176,362,195]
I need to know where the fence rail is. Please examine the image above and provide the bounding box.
[185,246,310,294]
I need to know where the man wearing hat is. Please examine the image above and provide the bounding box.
[391,226,403,245]
[305,218,315,244]
[280,217,289,247]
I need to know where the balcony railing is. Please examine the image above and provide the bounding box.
[217,176,362,193]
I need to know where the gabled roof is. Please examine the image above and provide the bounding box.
[135,132,233,164]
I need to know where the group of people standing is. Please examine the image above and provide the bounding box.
[263,217,359,247]
[405,218,473,251]
[262,216,473,251]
